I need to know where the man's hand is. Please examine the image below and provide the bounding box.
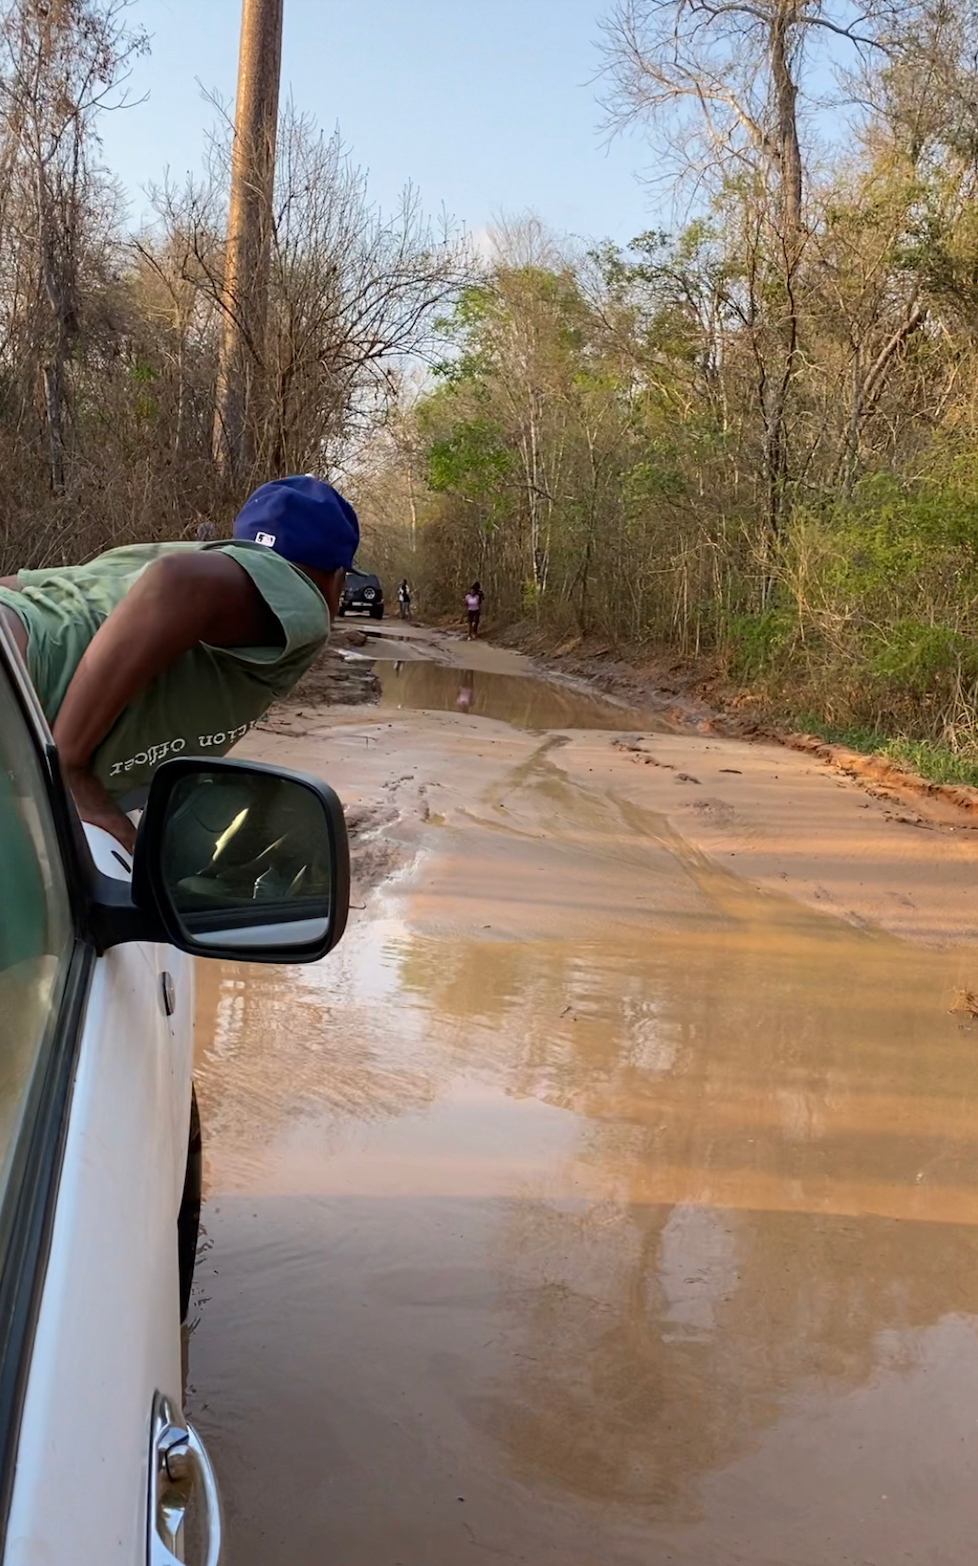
[52,551,282,840]
[62,764,138,854]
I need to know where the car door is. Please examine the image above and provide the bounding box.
[0,634,214,1566]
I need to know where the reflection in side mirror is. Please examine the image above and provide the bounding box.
[163,771,332,948]
[133,758,350,963]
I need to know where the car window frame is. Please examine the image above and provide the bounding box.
[0,627,96,1550]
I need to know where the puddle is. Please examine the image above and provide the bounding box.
[372,657,653,730]
[188,730,978,1565]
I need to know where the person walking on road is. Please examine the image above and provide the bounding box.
[397,578,412,619]
[0,475,359,853]
[465,581,484,640]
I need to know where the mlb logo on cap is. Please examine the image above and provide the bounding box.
[233,475,360,572]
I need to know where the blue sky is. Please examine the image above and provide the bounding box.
[99,0,654,247]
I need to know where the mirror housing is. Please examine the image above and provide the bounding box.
[130,757,350,963]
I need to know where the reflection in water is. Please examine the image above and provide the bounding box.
[483,1196,978,1556]
[376,657,652,730]
[389,904,978,1522]
[189,728,978,1564]
[194,913,437,1189]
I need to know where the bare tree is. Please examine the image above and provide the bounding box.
[138,107,469,491]
[0,0,146,490]
[598,1,896,551]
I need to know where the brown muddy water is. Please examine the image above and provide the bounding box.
[373,654,654,730]
[189,661,978,1566]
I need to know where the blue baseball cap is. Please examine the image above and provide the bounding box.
[232,475,359,573]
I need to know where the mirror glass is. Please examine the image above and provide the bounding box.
[159,771,333,950]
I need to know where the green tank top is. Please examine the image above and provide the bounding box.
[0,540,329,801]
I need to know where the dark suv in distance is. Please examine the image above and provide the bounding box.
[339,569,385,620]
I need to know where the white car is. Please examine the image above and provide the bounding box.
[0,619,349,1564]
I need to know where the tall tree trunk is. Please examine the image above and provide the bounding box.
[213,0,284,486]
[762,2,804,548]
[36,168,68,492]
[770,4,803,243]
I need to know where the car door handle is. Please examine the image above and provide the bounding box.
[149,1391,223,1565]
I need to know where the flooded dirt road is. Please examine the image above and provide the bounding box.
[190,627,978,1564]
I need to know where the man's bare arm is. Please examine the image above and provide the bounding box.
[52,551,281,850]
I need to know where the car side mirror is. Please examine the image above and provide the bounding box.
[130,757,350,963]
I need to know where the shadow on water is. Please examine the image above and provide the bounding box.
[373,657,655,731]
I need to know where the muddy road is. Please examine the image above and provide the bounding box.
[189,624,978,1565]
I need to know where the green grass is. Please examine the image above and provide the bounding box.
[791,716,978,789]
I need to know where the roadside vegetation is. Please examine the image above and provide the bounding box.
[355,2,978,784]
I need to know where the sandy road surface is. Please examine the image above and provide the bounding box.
[188,624,978,1565]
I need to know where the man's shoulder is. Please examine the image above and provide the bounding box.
[216,540,322,598]
[216,543,330,651]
